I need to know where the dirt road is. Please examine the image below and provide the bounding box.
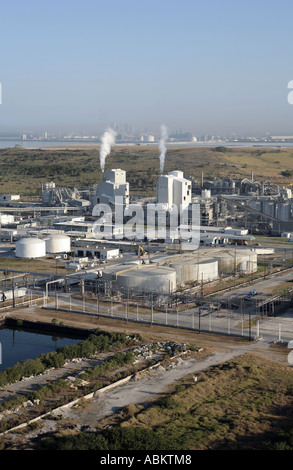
[1,304,290,448]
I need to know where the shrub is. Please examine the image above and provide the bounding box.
[42,427,174,450]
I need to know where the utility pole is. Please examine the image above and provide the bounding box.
[12,278,15,308]
[198,307,201,334]
[249,306,252,342]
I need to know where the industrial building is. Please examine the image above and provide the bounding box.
[74,244,119,260]
[42,181,90,207]
[3,152,290,314]
[157,170,192,210]
[95,169,129,207]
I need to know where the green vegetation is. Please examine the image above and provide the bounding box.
[42,427,174,451]
[281,169,293,177]
[1,146,293,197]
[0,256,67,274]
[213,146,232,153]
[0,330,142,435]
[41,354,293,450]
[79,350,135,382]
[0,329,140,388]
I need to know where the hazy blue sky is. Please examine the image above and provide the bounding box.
[1,0,293,135]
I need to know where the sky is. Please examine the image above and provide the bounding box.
[1,0,293,136]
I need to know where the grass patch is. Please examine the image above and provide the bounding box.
[40,353,293,450]
[1,146,293,196]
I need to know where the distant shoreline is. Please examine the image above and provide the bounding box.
[1,140,293,150]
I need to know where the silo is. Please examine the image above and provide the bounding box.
[116,266,176,293]
[45,234,71,254]
[15,238,46,259]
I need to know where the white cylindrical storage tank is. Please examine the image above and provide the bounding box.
[197,258,218,281]
[201,189,211,199]
[102,264,138,282]
[170,256,218,283]
[116,266,176,293]
[215,249,257,275]
[45,234,71,254]
[16,238,46,259]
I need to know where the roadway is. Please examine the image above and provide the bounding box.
[49,278,293,344]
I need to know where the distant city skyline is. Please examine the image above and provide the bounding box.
[1,0,293,135]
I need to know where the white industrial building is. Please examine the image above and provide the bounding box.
[0,195,20,201]
[74,245,119,260]
[156,170,192,210]
[96,169,129,207]
[0,214,15,225]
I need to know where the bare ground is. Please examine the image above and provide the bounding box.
[0,305,290,449]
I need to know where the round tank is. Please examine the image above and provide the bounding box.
[170,256,218,283]
[45,234,71,254]
[102,263,139,282]
[16,238,46,259]
[201,189,211,199]
[214,249,257,274]
[116,266,176,293]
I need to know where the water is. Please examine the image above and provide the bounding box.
[0,327,82,371]
[0,140,100,149]
[0,139,293,149]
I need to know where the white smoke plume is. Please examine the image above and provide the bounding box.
[159,124,168,174]
[99,127,117,177]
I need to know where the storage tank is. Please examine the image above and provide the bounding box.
[102,264,138,282]
[201,189,211,199]
[45,234,71,254]
[15,238,46,259]
[116,266,176,293]
[214,248,257,274]
[0,287,27,301]
[169,256,218,283]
